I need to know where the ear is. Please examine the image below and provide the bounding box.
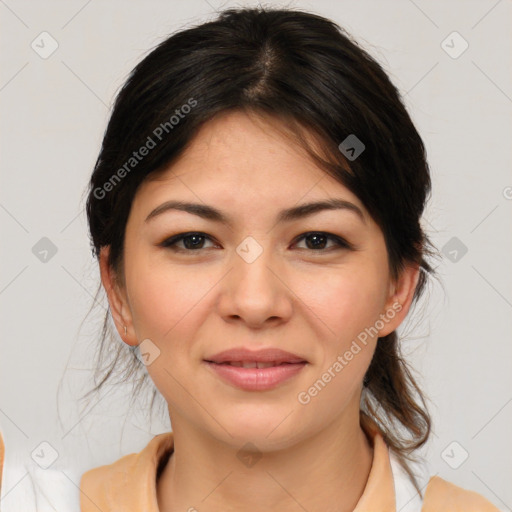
[99,246,138,346]
[377,263,420,337]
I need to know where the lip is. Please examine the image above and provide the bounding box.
[204,347,308,391]
[205,347,308,364]
[204,361,307,391]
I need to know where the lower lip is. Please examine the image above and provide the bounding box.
[204,361,307,391]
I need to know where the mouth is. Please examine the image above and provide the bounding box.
[205,347,308,365]
[203,347,308,391]
[207,360,304,368]
[203,361,307,391]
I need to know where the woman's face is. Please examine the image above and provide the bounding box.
[101,110,417,449]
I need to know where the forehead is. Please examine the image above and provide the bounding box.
[138,111,364,211]
[154,111,321,183]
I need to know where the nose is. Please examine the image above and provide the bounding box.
[216,246,293,329]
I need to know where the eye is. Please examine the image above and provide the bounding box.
[159,232,218,252]
[292,232,352,251]
[159,231,353,254]
[159,231,352,253]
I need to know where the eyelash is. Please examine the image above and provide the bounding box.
[158,231,353,254]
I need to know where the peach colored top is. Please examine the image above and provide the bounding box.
[0,429,4,498]
[77,421,500,512]
[0,426,500,511]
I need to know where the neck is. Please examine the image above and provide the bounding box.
[157,408,374,512]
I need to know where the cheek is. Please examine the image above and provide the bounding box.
[124,258,215,403]
[125,254,214,342]
[294,266,386,414]
[296,261,389,346]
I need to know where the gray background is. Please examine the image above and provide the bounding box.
[1,0,511,510]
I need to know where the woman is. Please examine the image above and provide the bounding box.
[78,6,499,511]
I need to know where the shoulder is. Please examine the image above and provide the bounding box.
[80,431,173,486]
[79,443,149,511]
[80,432,174,512]
[423,475,501,511]
[388,449,501,512]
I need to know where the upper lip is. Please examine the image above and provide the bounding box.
[205,347,308,364]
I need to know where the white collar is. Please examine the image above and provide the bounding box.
[389,449,432,512]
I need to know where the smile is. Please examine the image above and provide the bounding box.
[216,361,296,368]
[204,360,307,391]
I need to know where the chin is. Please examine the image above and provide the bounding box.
[210,404,305,449]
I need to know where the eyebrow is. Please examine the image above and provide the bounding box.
[145,198,366,226]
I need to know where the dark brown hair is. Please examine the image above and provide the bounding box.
[83,6,437,495]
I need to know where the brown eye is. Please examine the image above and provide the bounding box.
[293,232,352,251]
[159,231,352,254]
[160,232,217,252]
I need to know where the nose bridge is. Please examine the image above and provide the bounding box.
[219,235,292,326]
[233,234,278,302]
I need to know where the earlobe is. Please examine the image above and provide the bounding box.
[378,264,420,338]
[99,247,137,346]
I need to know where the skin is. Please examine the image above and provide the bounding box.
[100,110,419,512]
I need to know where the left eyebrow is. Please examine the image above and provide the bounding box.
[145,198,366,225]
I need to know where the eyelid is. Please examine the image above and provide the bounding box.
[293,232,355,251]
[158,231,355,252]
[158,232,219,249]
